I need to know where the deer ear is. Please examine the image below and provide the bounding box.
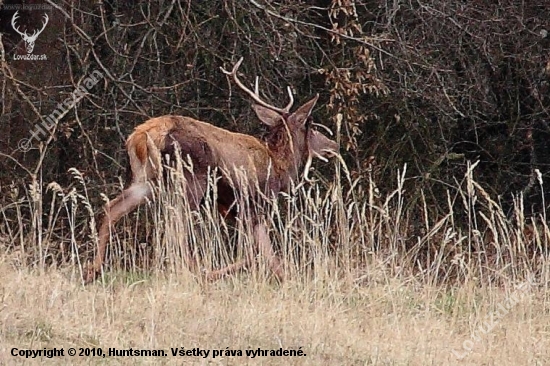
[289,94,319,126]
[253,104,283,126]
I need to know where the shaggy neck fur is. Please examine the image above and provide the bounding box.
[264,122,308,190]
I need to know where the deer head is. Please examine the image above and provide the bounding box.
[221,57,338,186]
[11,11,49,54]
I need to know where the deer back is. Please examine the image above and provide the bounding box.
[126,116,276,190]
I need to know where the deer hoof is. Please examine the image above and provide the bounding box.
[83,265,100,284]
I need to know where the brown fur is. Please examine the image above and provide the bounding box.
[126,115,291,195]
[84,80,338,284]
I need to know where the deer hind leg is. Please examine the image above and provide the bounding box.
[183,172,208,210]
[206,221,284,281]
[84,181,152,283]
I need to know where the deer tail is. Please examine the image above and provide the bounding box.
[126,130,163,183]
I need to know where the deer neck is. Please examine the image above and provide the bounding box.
[265,125,308,191]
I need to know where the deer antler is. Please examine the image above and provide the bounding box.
[11,11,48,41]
[11,11,26,38]
[32,13,49,40]
[221,57,294,114]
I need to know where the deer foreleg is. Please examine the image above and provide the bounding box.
[179,173,208,274]
[206,221,284,281]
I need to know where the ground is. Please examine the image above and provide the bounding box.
[0,257,547,365]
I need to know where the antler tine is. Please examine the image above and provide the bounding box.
[256,77,293,113]
[220,56,244,76]
[283,86,294,113]
[11,11,24,36]
[312,122,334,136]
[221,57,294,114]
[41,14,49,28]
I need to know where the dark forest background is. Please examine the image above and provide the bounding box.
[1,0,550,254]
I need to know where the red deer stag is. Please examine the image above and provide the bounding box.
[84,57,338,284]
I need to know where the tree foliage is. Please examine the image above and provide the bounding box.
[1,0,549,235]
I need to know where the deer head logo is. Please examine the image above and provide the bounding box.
[11,11,49,54]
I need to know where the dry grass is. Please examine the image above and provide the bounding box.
[1,162,550,364]
[0,258,548,365]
